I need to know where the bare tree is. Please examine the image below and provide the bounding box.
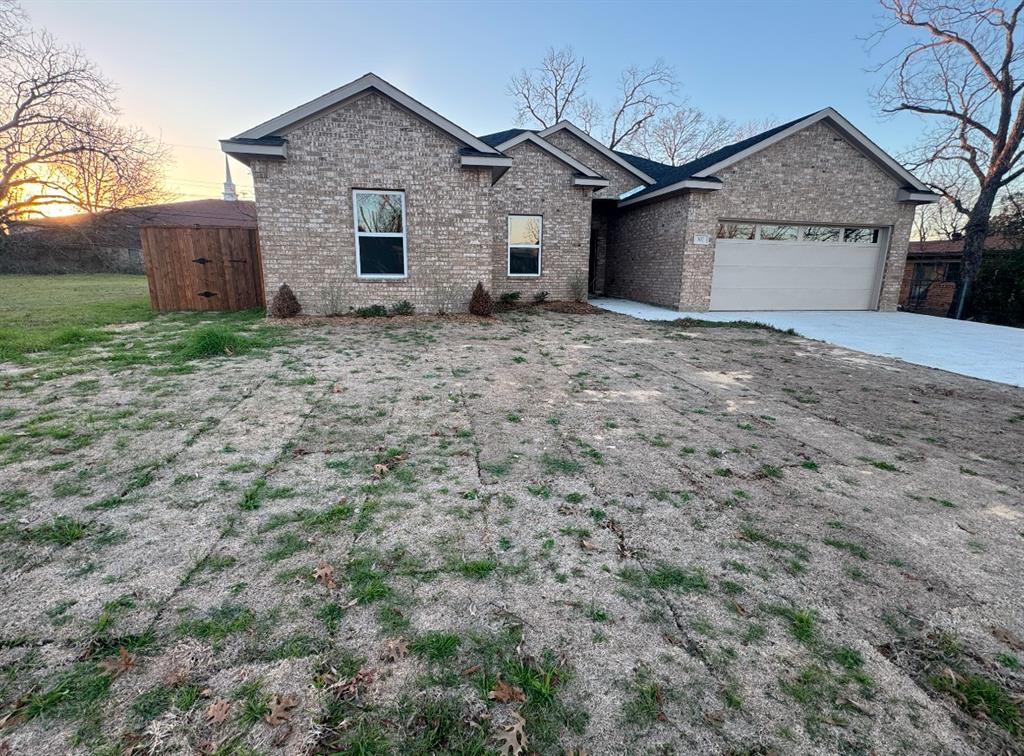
[0,1,168,232]
[605,60,677,149]
[59,112,171,213]
[633,107,739,166]
[508,48,678,151]
[507,46,588,129]
[874,0,1024,318]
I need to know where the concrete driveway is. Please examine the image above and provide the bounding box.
[591,297,1024,387]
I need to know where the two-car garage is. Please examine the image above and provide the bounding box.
[709,221,888,311]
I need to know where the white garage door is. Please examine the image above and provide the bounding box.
[710,222,886,311]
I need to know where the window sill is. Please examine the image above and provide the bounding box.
[357,275,408,281]
[507,273,541,278]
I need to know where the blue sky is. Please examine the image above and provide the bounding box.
[24,0,923,200]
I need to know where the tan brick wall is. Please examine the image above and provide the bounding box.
[250,92,596,314]
[489,141,593,301]
[250,91,493,315]
[608,121,918,311]
[606,195,687,308]
[542,129,646,199]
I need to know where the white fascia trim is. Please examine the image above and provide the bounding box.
[617,179,722,207]
[897,189,940,203]
[538,121,656,184]
[573,176,610,187]
[234,73,502,156]
[692,108,931,192]
[220,140,287,158]
[460,155,514,168]
[495,132,603,178]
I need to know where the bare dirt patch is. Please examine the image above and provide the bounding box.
[0,309,1021,754]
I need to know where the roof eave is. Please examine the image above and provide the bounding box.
[220,139,288,161]
[617,179,722,208]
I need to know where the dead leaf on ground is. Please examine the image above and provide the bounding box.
[461,664,482,676]
[991,625,1024,650]
[579,539,598,552]
[329,666,375,698]
[204,698,231,725]
[836,695,871,715]
[488,680,526,703]
[494,710,528,756]
[98,648,135,677]
[372,463,390,477]
[0,740,11,756]
[381,638,408,662]
[731,599,748,617]
[264,694,298,726]
[314,560,336,589]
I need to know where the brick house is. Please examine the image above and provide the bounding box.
[221,73,938,315]
[899,234,1018,314]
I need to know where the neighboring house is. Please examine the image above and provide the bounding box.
[221,73,937,315]
[899,234,1018,313]
[3,199,257,275]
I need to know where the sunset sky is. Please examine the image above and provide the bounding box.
[22,0,926,206]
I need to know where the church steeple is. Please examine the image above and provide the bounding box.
[222,157,238,201]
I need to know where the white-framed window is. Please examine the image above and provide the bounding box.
[353,190,407,278]
[508,215,542,277]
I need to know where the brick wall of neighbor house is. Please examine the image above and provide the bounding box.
[605,194,689,307]
[898,259,958,312]
[250,91,493,315]
[542,130,645,199]
[673,121,916,310]
[488,141,593,301]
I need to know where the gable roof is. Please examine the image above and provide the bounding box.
[479,128,528,148]
[537,122,657,184]
[617,108,937,207]
[489,131,603,178]
[223,73,502,159]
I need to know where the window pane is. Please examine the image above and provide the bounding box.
[355,192,403,233]
[359,236,405,275]
[944,262,961,282]
[509,215,542,245]
[759,224,798,241]
[509,246,540,275]
[802,226,841,242]
[717,222,755,240]
[843,227,879,244]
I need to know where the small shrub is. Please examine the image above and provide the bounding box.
[354,304,388,318]
[469,281,493,316]
[389,300,415,316]
[533,290,550,303]
[269,283,301,319]
[321,284,346,316]
[569,273,587,303]
[497,291,521,311]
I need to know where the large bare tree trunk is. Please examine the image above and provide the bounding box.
[950,181,1000,318]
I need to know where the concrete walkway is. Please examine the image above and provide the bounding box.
[591,297,1024,388]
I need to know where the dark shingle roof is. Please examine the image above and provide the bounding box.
[479,114,823,201]
[617,113,813,199]
[478,128,530,148]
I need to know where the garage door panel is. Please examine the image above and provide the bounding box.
[713,286,874,311]
[712,264,877,289]
[710,233,883,311]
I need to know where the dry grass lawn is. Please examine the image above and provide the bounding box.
[1,301,1022,755]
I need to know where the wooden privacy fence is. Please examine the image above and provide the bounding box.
[141,225,264,311]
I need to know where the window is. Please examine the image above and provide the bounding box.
[843,227,879,244]
[944,262,961,283]
[802,226,841,243]
[717,222,755,240]
[759,224,798,241]
[354,190,406,277]
[508,215,542,276]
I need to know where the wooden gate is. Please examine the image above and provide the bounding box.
[141,226,264,311]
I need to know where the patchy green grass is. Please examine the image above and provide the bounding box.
[0,274,152,361]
